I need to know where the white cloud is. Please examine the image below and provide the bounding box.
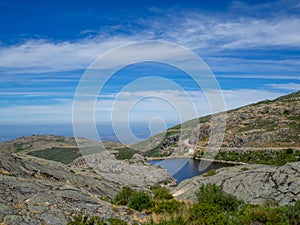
[205,56,300,76]
[0,38,139,74]
[266,83,300,90]
[0,91,72,97]
[0,6,299,74]
[0,88,286,124]
[217,74,300,80]
[0,101,73,124]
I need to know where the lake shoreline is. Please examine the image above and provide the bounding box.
[147,155,247,166]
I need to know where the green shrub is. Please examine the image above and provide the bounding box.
[67,215,107,225]
[151,199,183,214]
[187,203,227,224]
[107,218,128,225]
[145,148,160,157]
[113,187,134,205]
[115,148,139,160]
[144,215,187,225]
[214,149,300,166]
[284,200,300,225]
[152,186,173,200]
[237,204,287,225]
[203,169,216,177]
[285,148,294,154]
[128,191,152,212]
[195,183,243,211]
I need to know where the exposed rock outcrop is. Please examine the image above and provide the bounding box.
[173,161,300,206]
[0,151,174,224]
[73,151,176,186]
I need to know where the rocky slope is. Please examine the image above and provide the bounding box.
[173,161,300,206]
[0,151,174,225]
[136,90,300,157]
[73,152,176,186]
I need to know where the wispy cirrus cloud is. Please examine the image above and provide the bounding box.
[0,88,285,124]
[266,82,300,91]
[0,38,133,74]
[0,2,300,75]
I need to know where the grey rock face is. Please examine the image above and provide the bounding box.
[73,151,176,186]
[173,161,300,206]
[0,151,173,224]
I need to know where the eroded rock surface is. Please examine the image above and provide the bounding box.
[73,151,176,186]
[0,151,174,224]
[173,161,300,206]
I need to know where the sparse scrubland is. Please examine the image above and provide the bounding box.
[68,184,300,225]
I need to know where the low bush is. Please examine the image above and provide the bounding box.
[187,203,228,224]
[284,200,300,225]
[66,215,106,225]
[115,148,139,160]
[213,149,300,166]
[112,187,134,206]
[113,187,152,212]
[152,186,173,200]
[203,169,216,177]
[237,204,287,225]
[151,199,183,214]
[107,218,128,225]
[144,215,187,225]
[128,191,152,212]
[196,183,243,211]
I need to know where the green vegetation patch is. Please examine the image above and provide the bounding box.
[67,215,107,225]
[114,147,139,160]
[113,187,152,212]
[196,183,243,211]
[107,218,128,225]
[151,186,173,200]
[112,186,134,205]
[145,148,172,158]
[67,215,130,225]
[27,148,81,164]
[195,148,300,166]
[203,169,217,177]
[128,191,152,212]
[151,199,183,214]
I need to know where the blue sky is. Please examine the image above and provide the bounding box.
[0,0,300,131]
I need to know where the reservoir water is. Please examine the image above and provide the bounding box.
[149,158,232,184]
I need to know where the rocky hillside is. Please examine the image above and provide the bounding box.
[0,151,175,224]
[173,161,300,206]
[136,90,300,157]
